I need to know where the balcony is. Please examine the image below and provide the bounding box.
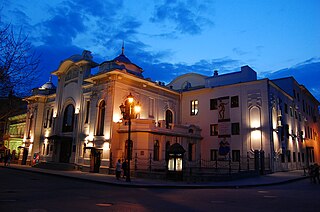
[118,119,201,138]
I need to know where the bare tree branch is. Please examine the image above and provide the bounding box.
[0,23,41,97]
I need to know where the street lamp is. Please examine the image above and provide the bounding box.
[119,93,141,182]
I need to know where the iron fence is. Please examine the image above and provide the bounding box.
[119,153,271,176]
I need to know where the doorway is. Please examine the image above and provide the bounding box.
[59,138,72,163]
[90,149,102,173]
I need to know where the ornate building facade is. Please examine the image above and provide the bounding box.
[21,48,320,176]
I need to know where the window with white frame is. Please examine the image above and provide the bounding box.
[190,100,199,116]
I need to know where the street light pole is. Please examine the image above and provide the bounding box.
[119,93,140,183]
[127,112,131,182]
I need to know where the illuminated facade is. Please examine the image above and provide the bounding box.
[22,48,320,174]
[23,49,201,172]
[170,67,320,172]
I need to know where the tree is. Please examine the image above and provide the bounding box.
[0,23,40,97]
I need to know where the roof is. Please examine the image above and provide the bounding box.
[113,53,131,63]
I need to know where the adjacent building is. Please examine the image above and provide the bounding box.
[20,47,320,177]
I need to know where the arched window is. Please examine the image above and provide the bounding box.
[165,110,173,129]
[153,140,160,161]
[62,104,75,132]
[96,100,105,136]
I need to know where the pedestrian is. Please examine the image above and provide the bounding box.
[12,150,16,163]
[313,163,320,184]
[4,154,8,166]
[308,165,314,182]
[116,159,122,180]
[7,153,11,166]
[122,159,127,179]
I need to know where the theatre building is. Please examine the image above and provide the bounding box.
[21,47,320,178]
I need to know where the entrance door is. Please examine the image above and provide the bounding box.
[59,138,72,163]
[90,149,102,173]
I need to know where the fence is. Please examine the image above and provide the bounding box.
[121,153,271,180]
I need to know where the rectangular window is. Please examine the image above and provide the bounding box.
[231,123,240,135]
[210,98,218,110]
[85,101,90,124]
[293,89,296,98]
[188,143,195,161]
[297,93,300,101]
[302,100,305,112]
[210,149,218,161]
[48,109,53,128]
[293,152,296,162]
[284,103,288,114]
[302,152,305,163]
[231,96,239,108]
[287,150,291,162]
[284,124,289,139]
[153,140,159,161]
[281,153,285,163]
[232,150,240,162]
[42,144,45,155]
[307,147,314,163]
[290,107,293,117]
[149,98,154,118]
[210,124,218,136]
[46,144,50,155]
[298,152,301,162]
[44,109,49,128]
[190,100,199,116]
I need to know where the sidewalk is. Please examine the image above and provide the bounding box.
[3,164,308,189]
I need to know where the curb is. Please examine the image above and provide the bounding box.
[2,165,309,189]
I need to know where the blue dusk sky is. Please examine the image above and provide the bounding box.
[1,0,320,100]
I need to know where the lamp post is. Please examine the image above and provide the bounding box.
[119,93,141,182]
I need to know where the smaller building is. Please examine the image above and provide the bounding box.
[3,113,27,160]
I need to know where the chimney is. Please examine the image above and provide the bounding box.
[214,70,218,76]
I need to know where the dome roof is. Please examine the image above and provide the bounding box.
[113,53,131,63]
[113,42,131,63]
[40,76,56,90]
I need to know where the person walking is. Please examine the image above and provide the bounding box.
[122,159,127,179]
[7,153,11,166]
[4,154,8,166]
[115,159,122,180]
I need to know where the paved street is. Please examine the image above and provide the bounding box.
[1,167,320,212]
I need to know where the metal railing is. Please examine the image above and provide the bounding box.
[113,153,271,177]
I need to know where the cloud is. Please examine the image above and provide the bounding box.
[138,55,241,83]
[39,12,86,46]
[33,44,84,86]
[233,48,248,56]
[262,57,320,101]
[5,8,31,26]
[65,0,122,17]
[150,0,214,35]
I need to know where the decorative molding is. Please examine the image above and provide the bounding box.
[248,90,262,108]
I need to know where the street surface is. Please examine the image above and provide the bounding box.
[0,167,320,211]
